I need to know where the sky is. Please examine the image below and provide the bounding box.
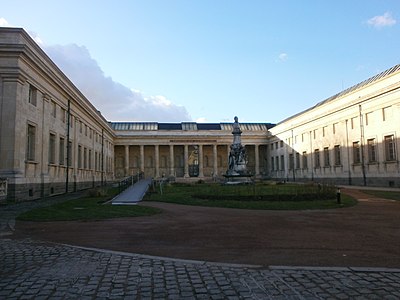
[1,1,400,123]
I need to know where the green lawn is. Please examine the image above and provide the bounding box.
[361,190,400,201]
[17,188,161,221]
[145,183,357,210]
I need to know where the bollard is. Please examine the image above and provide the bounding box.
[336,188,341,204]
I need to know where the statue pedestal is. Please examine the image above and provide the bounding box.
[223,174,253,185]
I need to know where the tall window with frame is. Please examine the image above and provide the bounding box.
[295,152,300,169]
[289,154,294,170]
[275,156,279,171]
[271,157,274,171]
[302,151,307,169]
[26,124,36,161]
[353,141,361,164]
[367,138,377,163]
[314,149,320,168]
[384,135,396,161]
[59,137,65,165]
[280,155,284,171]
[28,84,37,106]
[67,141,73,167]
[49,133,56,164]
[323,147,330,167]
[78,145,82,168]
[334,145,341,165]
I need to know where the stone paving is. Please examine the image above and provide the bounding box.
[1,238,400,299]
[2,190,400,299]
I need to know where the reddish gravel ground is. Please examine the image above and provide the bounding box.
[14,188,400,268]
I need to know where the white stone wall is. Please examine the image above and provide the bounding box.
[269,68,400,187]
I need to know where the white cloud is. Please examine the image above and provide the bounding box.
[278,53,288,62]
[196,117,208,123]
[367,12,396,28]
[0,17,11,27]
[44,44,191,122]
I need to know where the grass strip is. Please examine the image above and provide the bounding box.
[17,195,161,222]
[361,190,400,201]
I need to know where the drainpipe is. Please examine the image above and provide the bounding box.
[359,105,367,186]
[66,99,71,193]
[345,119,352,185]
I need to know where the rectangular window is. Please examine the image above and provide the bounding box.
[280,155,284,170]
[367,139,376,163]
[334,145,341,165]
[78,145,82,168]
[302,151,308,169]
[80,122,83,133]
[323,147,330,167]
[323,126,327,137]
[289,154,294,170]
[384,135,396,161]
[271,157,274,171]
[301,133,305,143]
[314,149,320,168]
[295,152,300,169]
[89,150,92,169]
[51,101,57,118]
[351,117,357,130]
[275,156,279,171]
[49,133,56,164]
[28,84,37,106]
[59,137,65,165]
[27,124,36,161]
[353,141,361,164]
[61,108,66,123]
[84,147,87,169]
[313,129,317,139]
[67,141,72,167]
[280,141,284,148]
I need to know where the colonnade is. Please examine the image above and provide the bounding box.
[115,143,264,179]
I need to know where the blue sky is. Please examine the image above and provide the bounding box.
[1,1,399,123]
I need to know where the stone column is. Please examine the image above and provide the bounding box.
[255,144,260,177]
[198,145,204,177]
[124,145,129,176]
[184,144,189,178]
[155,145,160,178]
[169,144,175,177]
[213,144,218,177]
[140,145,145,174]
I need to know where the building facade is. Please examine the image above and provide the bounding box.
[269,65,400,187]
[0,28,114,202]
[0,27,399,202]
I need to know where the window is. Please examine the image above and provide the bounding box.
[334,145,341,165]
[295,152,300,169]
[302,151,308,169]
[51,101,57,117]
[351,117,357,130]
[313,130,317,139]
[67,141,72,167]
[384,135,396,161]
[27,124,36,161]
[367,139,376,163]
[49,133,56,164]
[80,122,83,133]
[280,155,284,170]
[323,147,330,167]
[301,133,305,142]
[61,108,66,123]
[382,107,392,121]
[275,156,279,171]
[353,142,361,164]
[59,137,65,165]
[78,145,82,168]
[289,154,294,170]
[280,141,284,148]
[28,84,37,106]
[314,149,320,168]
[271,157,274,171]
[333,123,337,134]
[322,126,327,137]
[84,148,87,169]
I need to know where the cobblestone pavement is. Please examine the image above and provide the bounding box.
[1,238,400,299]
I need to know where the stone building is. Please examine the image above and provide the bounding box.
[269,64,400,187]
[0,28,114,202]
[0,27,399,202]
